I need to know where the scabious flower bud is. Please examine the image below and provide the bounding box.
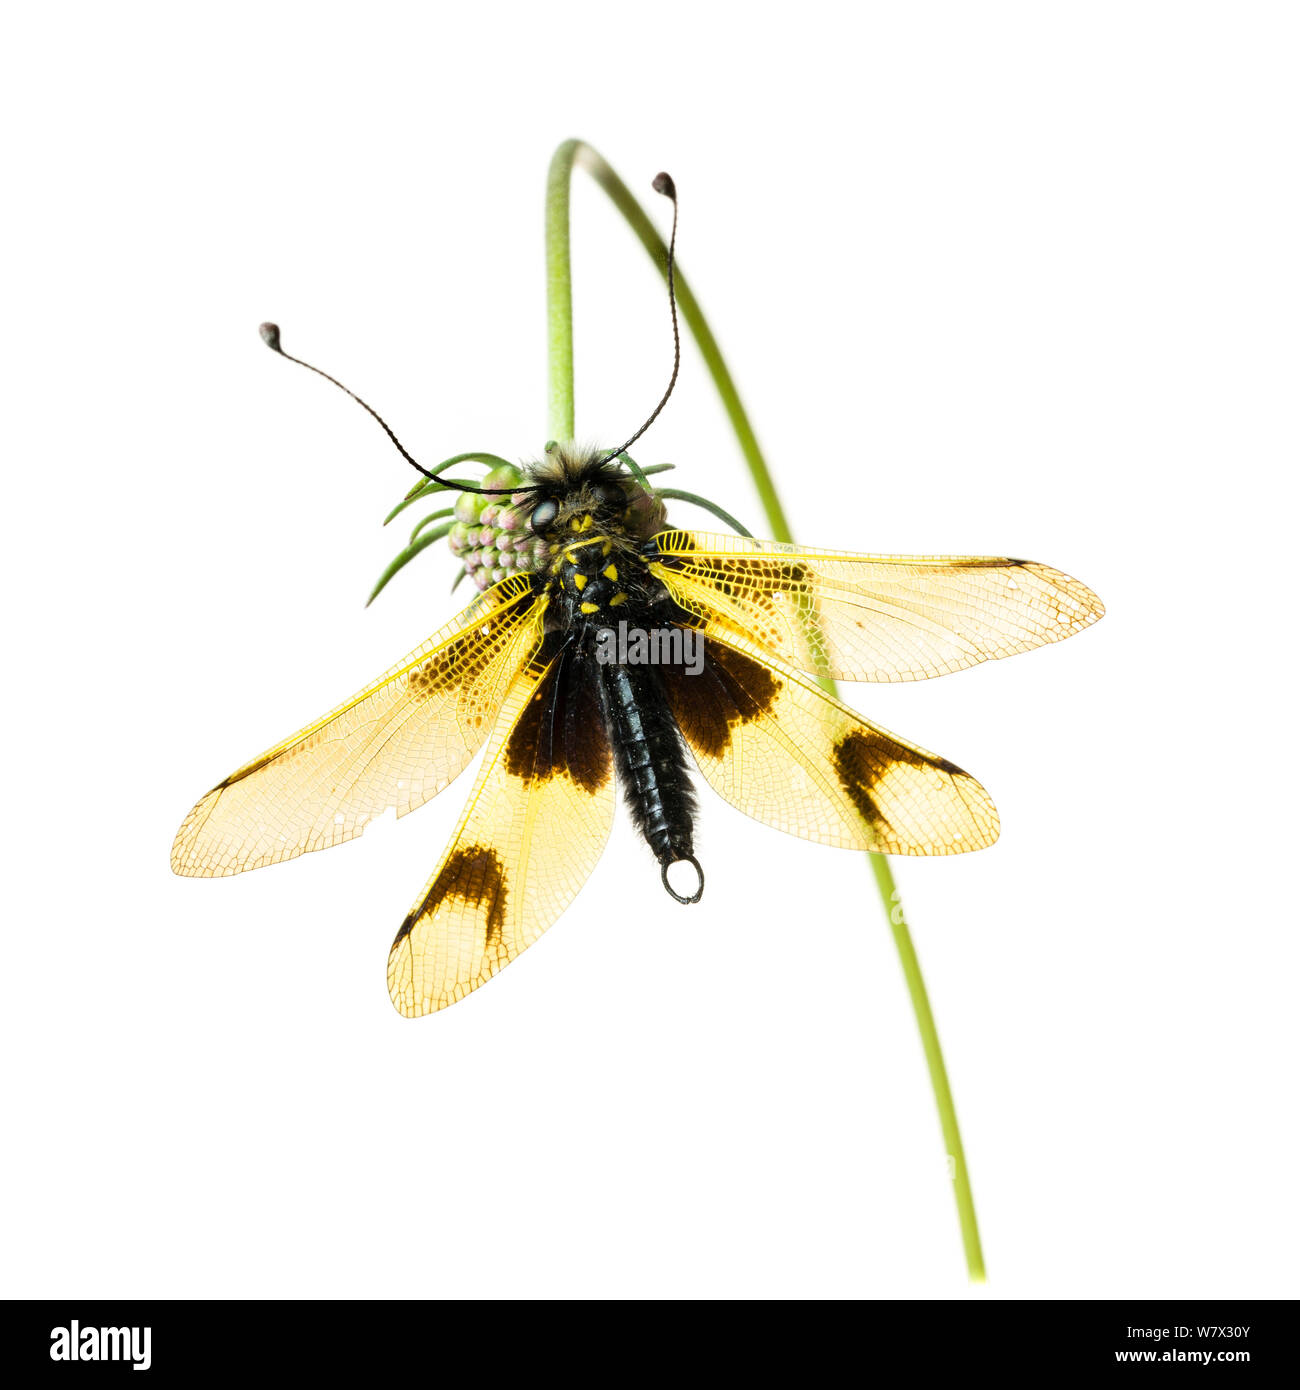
[444,461,676,586]
[483,464,524,493]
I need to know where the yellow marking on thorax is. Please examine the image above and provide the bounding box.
[580,602,599,615]
[562,536,607,563]
[609,592,628,607]
[573,572,587,590]
[603,563,618,581]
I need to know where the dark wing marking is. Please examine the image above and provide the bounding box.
[388,637,616,1016]
[659,621,999,855]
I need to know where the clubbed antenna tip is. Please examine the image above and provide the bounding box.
[257,320,536,498]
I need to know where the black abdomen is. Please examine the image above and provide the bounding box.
[594,640,702,903]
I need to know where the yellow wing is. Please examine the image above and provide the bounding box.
[388,636,616,1017]
[650,530,1103,683]
[172,577,546,877]
[658,620,999,856]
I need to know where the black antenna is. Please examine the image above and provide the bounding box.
[259,323,436,480]
[259,323,535,496]
[594,172,681,468]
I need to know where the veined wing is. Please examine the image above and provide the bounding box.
[172,577,546,877]
[659,620,999,856]
[388,634,616,1017]
[651,530,1103,683]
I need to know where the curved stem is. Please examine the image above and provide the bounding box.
[546,141,784,531]
[545,139,986,1282]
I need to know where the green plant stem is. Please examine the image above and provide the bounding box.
[546,150,577,440]
[869,854,985,1281]
[545,138,985,1283]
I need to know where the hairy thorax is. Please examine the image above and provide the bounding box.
[524,445,669,628]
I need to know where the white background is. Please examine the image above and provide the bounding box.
[3,2,1297,1300]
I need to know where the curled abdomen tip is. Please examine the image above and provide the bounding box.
[661,855,704,904]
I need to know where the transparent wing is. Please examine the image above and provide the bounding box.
[388,637,616,1017]
[172,578,546,877]
[651,530,1103,683]
[659,620,999,856]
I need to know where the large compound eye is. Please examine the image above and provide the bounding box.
[529,497,559,533]
[592,480,625,510]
